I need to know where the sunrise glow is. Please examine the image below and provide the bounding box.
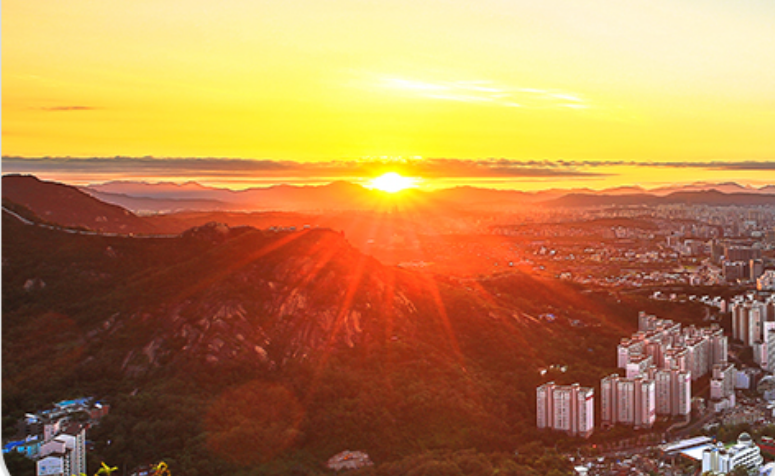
[368,172,417,193]
[3,0,775,189]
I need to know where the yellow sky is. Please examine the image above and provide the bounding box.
[2,0,775,188]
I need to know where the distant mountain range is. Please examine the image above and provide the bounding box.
[4,176,775,239]
[541,190,775,208]
[75,177,775,214]
[82,179,403,213]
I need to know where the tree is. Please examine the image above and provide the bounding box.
[2,452,36,476]
[729,466,750,476]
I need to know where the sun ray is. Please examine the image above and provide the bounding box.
[154,228,312,304]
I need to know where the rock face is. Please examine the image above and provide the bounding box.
[108,228,422,376]
[23,278,46,292]
[327,451,373,471]
[2,217,425,379]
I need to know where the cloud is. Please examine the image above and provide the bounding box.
[37,106,97,112]
[3,157,772,184]
[569,160,775,171]
[701,161,775,171]
[402,159,604,178]
[378,76,593,110]
[0,156,605,181]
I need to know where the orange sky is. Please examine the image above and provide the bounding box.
[2,0,775,189]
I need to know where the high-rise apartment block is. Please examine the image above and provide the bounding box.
[731,301,765,346]
[724,261,749,282]
[625,355,653,379]
[600,374,656,429]
[608,313,731,425]
[623,313,727,381]
[751,259,765,281]
[731,296,775,372]
[709,362,737,412]
[536,382,594,438]
[731,297,775,342]
[766,328,775,374]
[653,368,692,417]
[725,246,762,263]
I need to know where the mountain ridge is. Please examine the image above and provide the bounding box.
[542,189,775,208]
[2,174,157,233]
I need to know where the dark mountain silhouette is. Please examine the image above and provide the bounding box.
[84,179,222,199]
[650,181,755,196]
[2,174,157,233]
[664,190,775,206]
[83,180,402,212]
[83,178,775,215]
[86,189,235,214]
[599,185,647,195]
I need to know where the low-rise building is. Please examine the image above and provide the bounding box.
[701,433,763,475]
[36,423,86,476]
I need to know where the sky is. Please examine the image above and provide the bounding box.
[2,0,775,190]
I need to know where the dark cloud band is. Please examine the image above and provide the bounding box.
[0,157,604,179]
[1,157,772,181]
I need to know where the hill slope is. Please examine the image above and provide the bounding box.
[2,205,666,474]
[2,174,156,233]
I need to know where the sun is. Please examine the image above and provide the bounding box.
[369,172,417,193]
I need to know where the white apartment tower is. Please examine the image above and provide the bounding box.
[654,368,691,417]
[536,382,594,438]
[732,301,767,346]
[708,327,728,366]
[625,354,653,379]
[600,374,655,429]
[710,362,737,413]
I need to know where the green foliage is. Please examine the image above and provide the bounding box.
[348,450,564,476]
[708,423,754,443]
[729,466,750,476]
[205,381,303,465]
[3,452,36,476]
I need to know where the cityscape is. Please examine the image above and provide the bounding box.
[3,176,775,476]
